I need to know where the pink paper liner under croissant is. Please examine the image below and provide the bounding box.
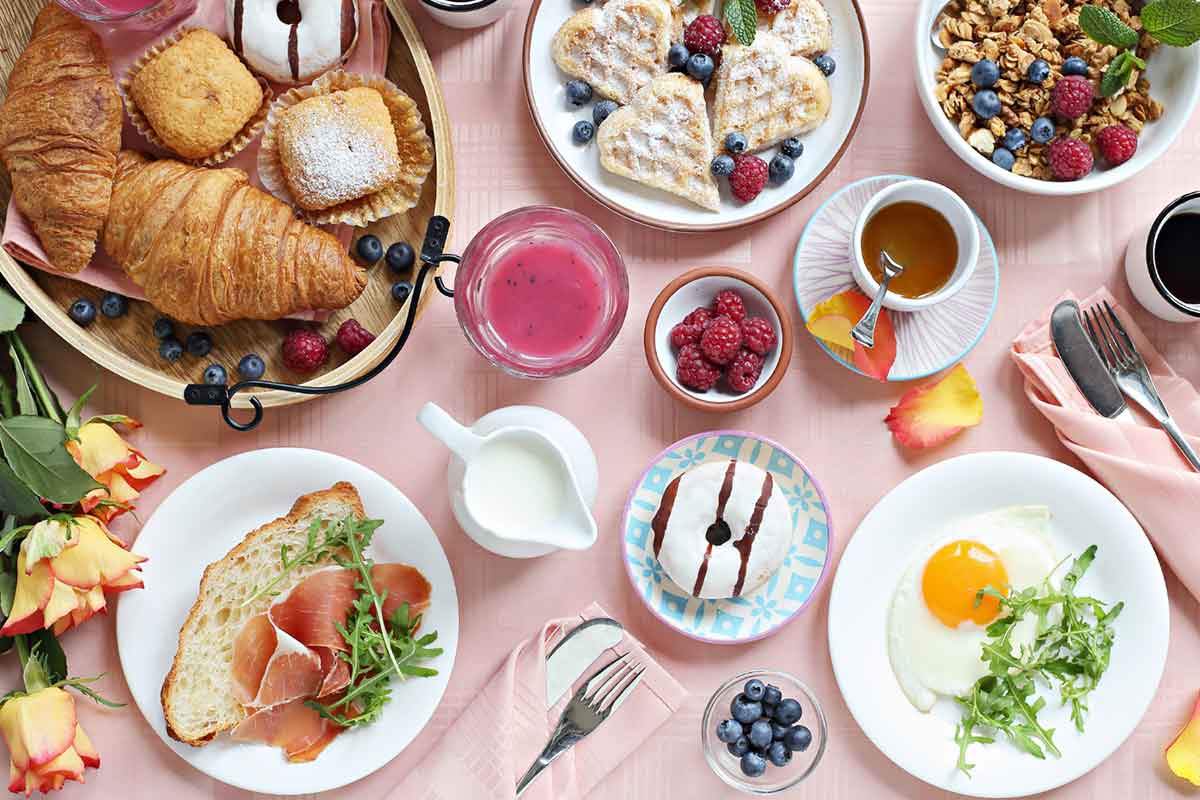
[257,70,434,227]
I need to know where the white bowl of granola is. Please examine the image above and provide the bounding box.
[915,0,1200,194]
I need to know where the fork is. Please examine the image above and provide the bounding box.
[515,653,645,796]
[1083,300,1200,472]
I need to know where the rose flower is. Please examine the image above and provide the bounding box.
[0,687,99,795]
[66,420,163,523]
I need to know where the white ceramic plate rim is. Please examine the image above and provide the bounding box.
[827,451,1169,798]
[115,448,459,795]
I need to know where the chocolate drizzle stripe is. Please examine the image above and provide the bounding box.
[288,24,300,81]
[341,0,358,56]
[732,471,774,597]
[693,460,738,597]
[232,0,244,54]
[693,543,713,596]
[651,474,682,557]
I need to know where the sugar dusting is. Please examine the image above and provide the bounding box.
[283,103,398,207]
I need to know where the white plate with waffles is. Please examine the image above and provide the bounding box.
[522,0,870,231]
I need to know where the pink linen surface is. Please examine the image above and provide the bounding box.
[385,602,687,800]
[1011,287,1200,598]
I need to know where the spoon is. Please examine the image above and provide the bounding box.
[851,251,905,350]
[930,4,951,52]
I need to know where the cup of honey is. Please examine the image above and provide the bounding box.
[850,180,980,313]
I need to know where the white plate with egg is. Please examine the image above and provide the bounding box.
[827,451,1168,798]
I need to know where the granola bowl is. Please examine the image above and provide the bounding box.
[915,0,1200,195]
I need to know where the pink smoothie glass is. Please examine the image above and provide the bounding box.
[455,206,629,379]
[54,0,197,28]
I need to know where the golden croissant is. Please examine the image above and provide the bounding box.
[0,6,122,274]
[104,151,367,326]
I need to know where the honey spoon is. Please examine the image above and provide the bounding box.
[851,251,905,350]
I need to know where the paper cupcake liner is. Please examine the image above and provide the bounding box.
[118,26,273,167]
[257,70,434,227]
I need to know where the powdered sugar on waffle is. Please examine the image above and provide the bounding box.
[764,0,833,58]
[552,0,672,104]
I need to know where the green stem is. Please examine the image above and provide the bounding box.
[345,524,403,682]
[13,633,28,670]
[0,374,13,419]
[9,334,61,424]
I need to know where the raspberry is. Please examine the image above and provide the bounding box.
[1050,75,1094,120]
[726,350,764,394]
[713,290,746,323]
[676,343,721,391]
[1047,137,1094,181]
[755,0,792,12]
[683,306,715,329]
[670,321,704,348]
[729,154,769,203]
[335,319,375,356]
[281,329,329,374]
[684,15,725,57]
[700,315,742,365]
[740,317,777,355]
[1096,124,1138,166]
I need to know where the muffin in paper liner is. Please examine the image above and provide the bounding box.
[118,26,272,167]
[257,70,434,227]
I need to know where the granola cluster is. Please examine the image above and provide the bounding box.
[934,0,1164,179]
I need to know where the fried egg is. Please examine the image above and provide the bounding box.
[887,506,1057,712]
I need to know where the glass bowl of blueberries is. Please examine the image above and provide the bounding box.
[702,671,827,794]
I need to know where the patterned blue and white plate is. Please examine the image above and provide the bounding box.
[621,431,833,645]
[793,174,1000,382]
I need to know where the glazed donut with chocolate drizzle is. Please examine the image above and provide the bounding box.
[228,0,360,85]
[651,459,793,599]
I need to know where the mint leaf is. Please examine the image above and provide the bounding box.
[723,0,757,46]
[1079,5,1140,47]
[1100,50,1134,96]
[1142,0,1200,45]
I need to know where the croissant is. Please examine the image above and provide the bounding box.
[103,151,367,326]
[0,6,122,274]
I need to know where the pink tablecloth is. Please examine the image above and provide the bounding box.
[9,0,1200,797]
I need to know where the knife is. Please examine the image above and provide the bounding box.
[545,618,624,708]
[1050,300,1126,418]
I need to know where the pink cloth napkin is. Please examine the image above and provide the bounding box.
[1011,286,1200,598]
[1,0,389,318]
[386,603,688,800]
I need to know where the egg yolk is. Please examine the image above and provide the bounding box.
[921,540,1008,628]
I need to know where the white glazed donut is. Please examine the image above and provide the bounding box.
[227,0,360,84]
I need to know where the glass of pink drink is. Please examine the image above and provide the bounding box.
[54,0,197,28]
[455,206,629,379]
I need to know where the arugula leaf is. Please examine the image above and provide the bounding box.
[1079,5,1140,47]
[1142,0,1200,46]
[723,0,757,46]
[1100,50,1136,96]
[0,416,101,504]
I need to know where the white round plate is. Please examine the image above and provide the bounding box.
[116,448,459,795]
[914,0,1200,195]
[828,452,1168,798]
[793,174,999,381]
[522,0,869,231]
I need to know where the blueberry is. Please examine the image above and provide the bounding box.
[748,719,773,749]
[739,751,767,778]
[743,679,766,702]
[768,153,794,185]
[685,52,713,82]
[1062,56,1088,76]
[392,281,413,304]
[572,120,595,144]
[724,132,748,154]
[68,299,96,326]
[774,698,802,726]
[386,241,415,273]
[159,337,183,362]
[971,89,1001,119]
[730,694,762,725]
[100,292,128,318]
[1026,58,1050,84]
[771,721,789,741]
[202,363,227,385]
[716,719,742,743]
[186,331,213,357]
[1031,116,1055,144]
[780,137,804,158]
[1002,128,1027,152]
[768,741,792,767]
[152,316,174,339]
[762,684,782,706]
[761,702,776,720]
[727,736,751,757]
[970,58,999,88]
[593,99,619,126]
[668,42,690,70]
[813,54,836,76]
[565,79,592,106]
[238,353,266,380]
[991,147,1015,171]
[354,234,383,265]
[711,154,735,177]
[784,724,812,752]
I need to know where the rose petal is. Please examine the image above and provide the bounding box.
[48,518,145,590]
[1168,692,1200,786]
[885,364,983,448]
[806,289,897,381]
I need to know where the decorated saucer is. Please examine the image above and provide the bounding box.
[621,431,832,644]
[793,174,999,381]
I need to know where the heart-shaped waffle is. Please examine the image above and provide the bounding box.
[711,32,832,153]
[760,0,833,58]
[598,73,720,211]
[552,0,673,105]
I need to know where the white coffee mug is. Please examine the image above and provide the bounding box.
[417,0,512,28]
[1124,191,1200,323]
